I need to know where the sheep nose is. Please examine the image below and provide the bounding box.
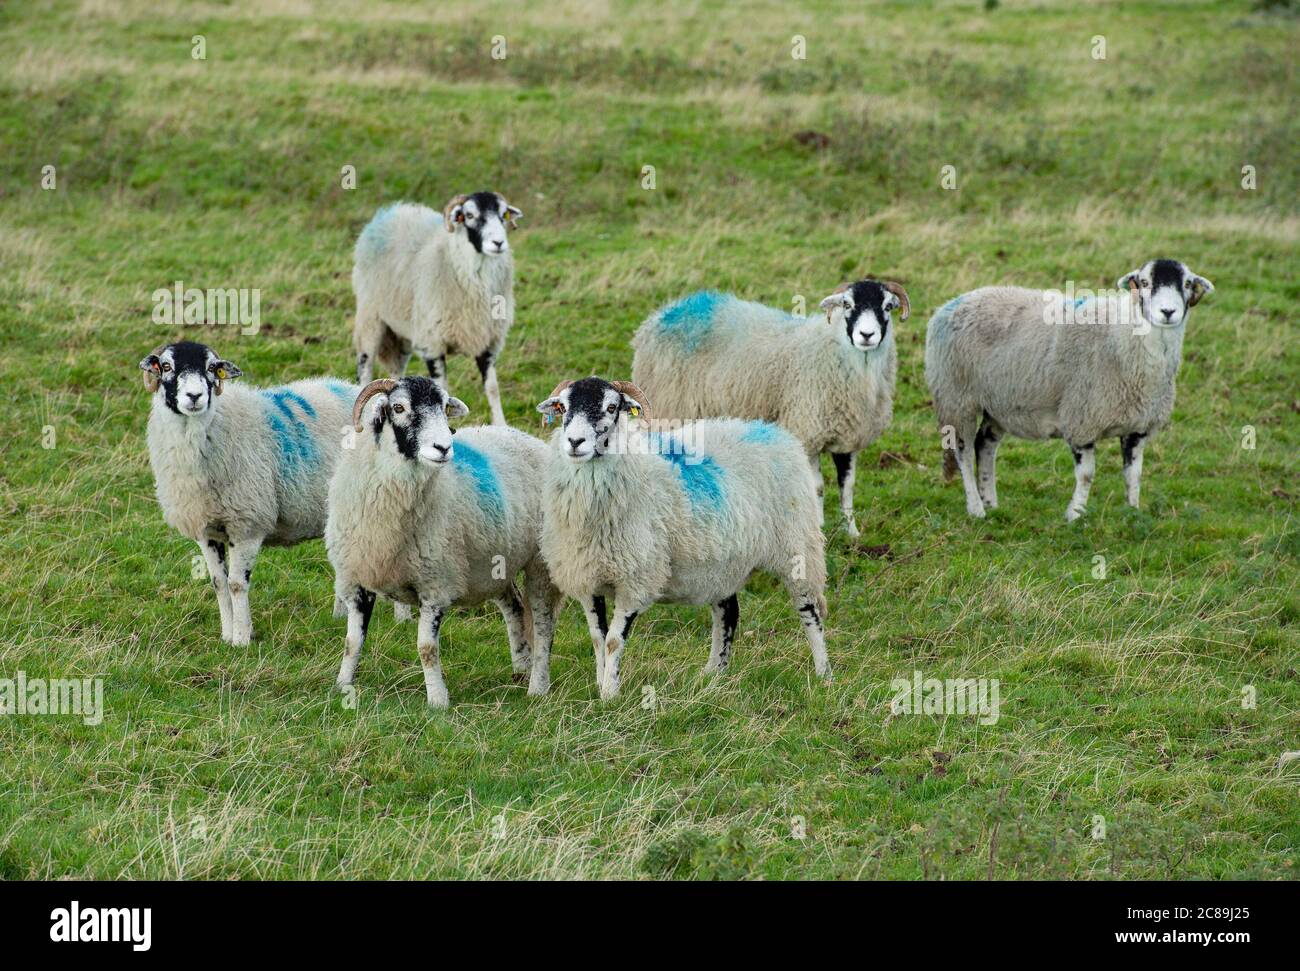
[567,436,586,450]
[1161,308,1176,319]
[431,443,449,456]
[186,391,202,403]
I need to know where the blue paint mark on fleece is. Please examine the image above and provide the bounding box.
[657,290,727,352]
[739,420,790,447]
[646,431,726,515]
[452,440,506,521]
[324,379,356,403]
[259,388,319,476]
[356,204,400,262]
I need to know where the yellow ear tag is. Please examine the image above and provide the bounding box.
[629,405,641,418]
[215,368,227,380]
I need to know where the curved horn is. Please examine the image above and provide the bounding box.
[548,379,574,399]
[140,344,168,392]
[442,193,469,233]
[610,380,651,418]
[882,281,910,321]
[352,379,399,432]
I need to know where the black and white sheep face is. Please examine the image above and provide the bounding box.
[819,280,908,352]
[372,378,468,467]
[449,191,522,256]
[139,341,241,417]
[1118,259,1214,329]
[537,377,635,463]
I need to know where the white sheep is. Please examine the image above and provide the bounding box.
[351,191,521,427]
[630,280,907,539]
[328,376,561,707]
[924,259,1215,521]
[536,376,830,700]
[139,340,357,645]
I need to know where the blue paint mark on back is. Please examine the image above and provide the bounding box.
[739,420,790,447]
[324,380,357,403]
[357,204,401,262]
[657,290,727,353]
[259,387,319,477]
[645,431,726,515]
[930,294,967,332]
[452,440,506,521]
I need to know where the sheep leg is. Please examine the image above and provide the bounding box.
[423,354,447,390]
[579,595,609,689]
[336,586,376,689]
[200,540,234,643]
[954,424,986,518]
[974,413,1004,509]
[795,593,832,681]
[704,594,739,674]
[830,452,859,538]
[495,583,532,675]
[225,536,263,646]
[1066,442,1095,522]
[417,600,450,709]
[600,598,644,701]
[476,350,507,426]
[1121,432,1146,508]
[807,450,824,499]
[523,563,561,697]
[393,601,412,623]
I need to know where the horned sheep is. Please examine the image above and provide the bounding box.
[630,280,907,538]
[536,376,831,700]
[924,259,1215,521]
[327,376,561,707]
[139,341,358,646]
[351,192,522,426]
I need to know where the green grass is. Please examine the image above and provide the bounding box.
[1,0,1297,879]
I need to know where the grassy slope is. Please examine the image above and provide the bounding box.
[0,0,1296,879]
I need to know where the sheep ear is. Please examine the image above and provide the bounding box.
[818,288,852,323]
[1187,274,1214,307]
[1116,270,1141,291]
[536,397,565,423]
[504,204,522,229]
[445,396,469,419]
[139,354,162,392]
[211,359,241,395]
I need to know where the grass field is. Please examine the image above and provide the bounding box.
[1,0,1297,879]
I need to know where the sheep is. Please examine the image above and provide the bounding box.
[139,340,358,646]
[630,280,908,539]
[328,376,561,707]
[535,376,830,700]
[351,191,522,427]
[924,259,1215,521]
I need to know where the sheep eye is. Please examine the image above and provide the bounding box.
[392,404,404,414]
[161,363,172,372]
[1140,279,1150,288]
[606,404,617,415]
